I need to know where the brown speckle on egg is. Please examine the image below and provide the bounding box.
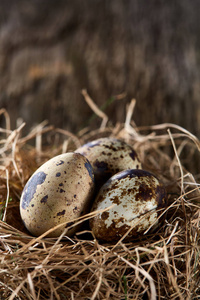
[75,137,142,190]
[57,210,66,216]
[20,153,95,237]
[56,160,64,166]
[90,169,167,242]
[40,195,48,204]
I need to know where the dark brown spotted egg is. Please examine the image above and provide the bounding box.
[75,138,142,189]
[90,169,167,241]
[20,153,95,237]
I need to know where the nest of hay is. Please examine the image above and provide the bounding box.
[0,95,200,300]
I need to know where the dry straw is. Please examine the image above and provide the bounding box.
[0,96,200,300]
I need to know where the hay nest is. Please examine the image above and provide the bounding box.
[0,95,200,300]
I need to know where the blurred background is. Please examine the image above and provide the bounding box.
[0,0,200,136]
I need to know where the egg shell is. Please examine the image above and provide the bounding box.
[75,137,142,189]
[20,152,95,237]
[90,169,167,241]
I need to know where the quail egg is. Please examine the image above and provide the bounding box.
[20,152,95,237]
[75,137,142,189]
[90,169,167,241]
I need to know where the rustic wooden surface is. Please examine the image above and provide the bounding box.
[0,0,200,137]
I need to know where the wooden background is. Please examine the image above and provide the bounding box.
[0,0,200,137]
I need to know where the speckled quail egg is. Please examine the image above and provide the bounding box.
[90,169,167,241]
[20,153,95,237]
[75,137,142,189]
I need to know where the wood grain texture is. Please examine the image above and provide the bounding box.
[0,0,199,136]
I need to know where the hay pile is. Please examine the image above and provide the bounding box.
[0,98,200,300]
